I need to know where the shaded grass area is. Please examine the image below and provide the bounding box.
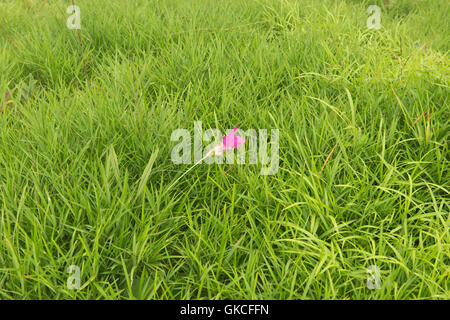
[0,0,448,299]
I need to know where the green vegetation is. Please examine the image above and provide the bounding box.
[0,0,448,299]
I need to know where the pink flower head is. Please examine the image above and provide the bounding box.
[209,126,246,157]
[223,126,246,150]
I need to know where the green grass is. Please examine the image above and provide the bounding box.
[0,0,448,299]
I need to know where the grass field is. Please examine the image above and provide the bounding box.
[0,0,448,299]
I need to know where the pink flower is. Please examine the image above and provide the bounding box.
[210,126,246,156]
[223,126,247,150]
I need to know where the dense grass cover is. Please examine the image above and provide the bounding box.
[0,0,448,299]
